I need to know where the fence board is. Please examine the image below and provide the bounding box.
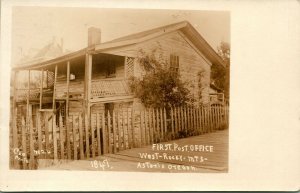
[44,114,49,159]
[107,112,112,153]
[202,107,206,133]
[144,110,148,145]
[59,113,64,160]
[171,107,174,138]
[12,107,19,168]
[155,109,159,142]
[101,113,107,154]
[208,107,212,132]
[29,110,34,169]
[21,117,27,169]
[216,106,220,129]
[126,108,131,149]
[84,113,90,158]
[52,115,58,162]
[120,110,124,150]
[112,111,117,153]
[66,114,71,160]
[37,112,42,159]
[149,109,153,144]
[72,115,78,160]
[78,114,84,159]
[131,109,135,148]
[96,113,101,156]
[91,114,95,158]
[163,108,167,139]
[159,108,163,140]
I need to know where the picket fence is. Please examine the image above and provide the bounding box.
[10,104,229,169]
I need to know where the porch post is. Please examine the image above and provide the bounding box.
[52,65,58,162]
[66,61,71,159]
[84,53,92,158]
[39,69,44,109]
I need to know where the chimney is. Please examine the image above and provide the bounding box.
[88,27,101,46]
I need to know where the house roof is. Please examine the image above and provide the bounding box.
[13,21,225,71]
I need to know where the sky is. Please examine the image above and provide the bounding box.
[11,7,230,65]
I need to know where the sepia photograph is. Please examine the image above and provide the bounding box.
[9,7,230,172]
[1,0,300,191]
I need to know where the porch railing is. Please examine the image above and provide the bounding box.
[91,79,131,98]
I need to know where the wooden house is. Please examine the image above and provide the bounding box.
[10,21,227,166]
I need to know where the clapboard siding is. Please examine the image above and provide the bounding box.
[69,101,83,115]
[56,73,84,99]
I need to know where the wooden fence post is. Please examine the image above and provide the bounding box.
[59,113,64,160]
[66,114,71,160]
[37,112,42,161]
[163,107,167,139]
[144,109,149,145]
[29,109,34,169]
[126,108,131,149]
[113,111,117,153]
[91,114,95,158]
[79,114,84,159]
[149,109,153,144]
[96,113,101,156]
[72,115,78,160]
[21,117,27,169]
[171,107,174,139]
[107,112,112,153]
[84,113,90,158]
[120,109,124,150]
[44,114,49,159]
[101,113,107,154]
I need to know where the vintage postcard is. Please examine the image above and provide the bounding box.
[8,6,230,173]
[0,0,299,191]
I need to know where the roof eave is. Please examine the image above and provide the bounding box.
[12,48,89,71]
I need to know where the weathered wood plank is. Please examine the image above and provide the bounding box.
[91,114,95,158]
[113,111,117,153]
[29,107,34,169]
[126,108,131,149]
[119,110,124,151]
[44,113,49,159]
[52,113,58,161]
[96,113,101,156]
[160,108,164,140]
[84,113,90,158]
[156,109,160,142]
[144,109,149,145]
[107,112,112,153]
[21,117,27,169]
[78,113,84,159]
[72,115,78,160]
[163,107,167,139]
[131,109,135,148]
[37,112,43,159]
[140,110,145,146]
[59,113,64,160]
[170,107,174,139]
[52,65,58,162]
[148,109,153,144]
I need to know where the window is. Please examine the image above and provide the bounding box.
[170,54,179,74]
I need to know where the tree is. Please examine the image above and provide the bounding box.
[211,41,230,98]
[129,49,193,108]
